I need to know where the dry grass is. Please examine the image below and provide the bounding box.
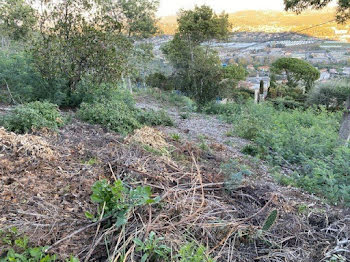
[0,122,349,262]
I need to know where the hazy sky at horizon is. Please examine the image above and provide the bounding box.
[157,0,285,17]
[157,0,337,17]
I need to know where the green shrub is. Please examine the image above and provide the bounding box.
[307,80,350,110]
[202,102,242,115]
[0,51,45,104]
[146,72,174,91]
[86,179,159,227]
[178,242,215,262]
[221,160,252,190]
[0,227,79,262]
[77,100,141,135]
[241,144,260,156]
[138,109,174,127]
[1,101,63,133]
[218,101,349,204]
[134,232,171,262]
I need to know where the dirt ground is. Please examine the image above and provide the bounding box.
[0,97,350,261]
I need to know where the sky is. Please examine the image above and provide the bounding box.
[157,0,285,17]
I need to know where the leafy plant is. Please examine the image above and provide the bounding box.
[214,101,350,204]
[1,101,63,133]
[241,144,260,157]
[138,109,174,127]
[77,100,141,135]
[134,232,171,262]
[0,228,79,262]
[86,179,159,227]
[262,210,278,231]
[177,242,215,262]
[220,160,252,190]
[170,133,181,142]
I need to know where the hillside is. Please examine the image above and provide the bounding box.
[158,8,350,42]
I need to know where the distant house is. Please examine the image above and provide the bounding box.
[258,66,270,72]
[247,64,255,71]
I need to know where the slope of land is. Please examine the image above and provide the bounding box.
[1,92,349,261]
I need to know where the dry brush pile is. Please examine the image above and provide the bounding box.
[0,123,349,261]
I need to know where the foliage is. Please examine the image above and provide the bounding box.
[134,232,171,262]
[146,72,172,90]
[170,133,182,142]
[271,58,320,92]
[163,38,223,105]
[138,109,174,127]
[0,51,48,104]
[202,101,243,117]
[284,0,350,23]
[307,80,350,110]
[177,242,215,262]
[1,101,63,134]
[140,88,197,112]
[215,101,350,204]
[162,6,231,105]
[177,5,230,44]
[0,227,78,262]
[0,0,37,40]
[262,210,278,231]
[86,179,159,227]
[0,0,159,106]
[220,160,252,190]
[241,144,260,157]
[219,65,249,98]
[77,99,141,135]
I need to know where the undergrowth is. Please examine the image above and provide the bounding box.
[0,101,64,134]
[207,101,350,204]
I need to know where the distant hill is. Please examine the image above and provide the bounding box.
[158,8,350,42]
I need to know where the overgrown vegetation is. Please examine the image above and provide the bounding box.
[0,227,78,262]
[0,101,63,133]
[210,101,350,204]
[77,89,173,135]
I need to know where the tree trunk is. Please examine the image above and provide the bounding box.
[339,95,350,143]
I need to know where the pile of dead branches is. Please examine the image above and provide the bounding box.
[1,123,349,262]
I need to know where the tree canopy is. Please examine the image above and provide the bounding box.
[284,0,350,23]
[0,0,159,105]
[162,5,234,105]
[272,58,320,92]
[177,5,230,44]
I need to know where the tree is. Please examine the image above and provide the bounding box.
[284,0,350,23]
[162,5,231,105]
[177,5,230,44]
[271,58,320,92]
[0,0,159,104]
[0,0,37,40]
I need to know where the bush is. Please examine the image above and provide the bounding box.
[0,51,46,104]
[77,100,141,135]
[138,109,174,127]
[1,101,63,133]
[146,72,173,91]
[214,101,349,204]
[178,242,215,262]
[202,101,242,115]
[307,80,350,110]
